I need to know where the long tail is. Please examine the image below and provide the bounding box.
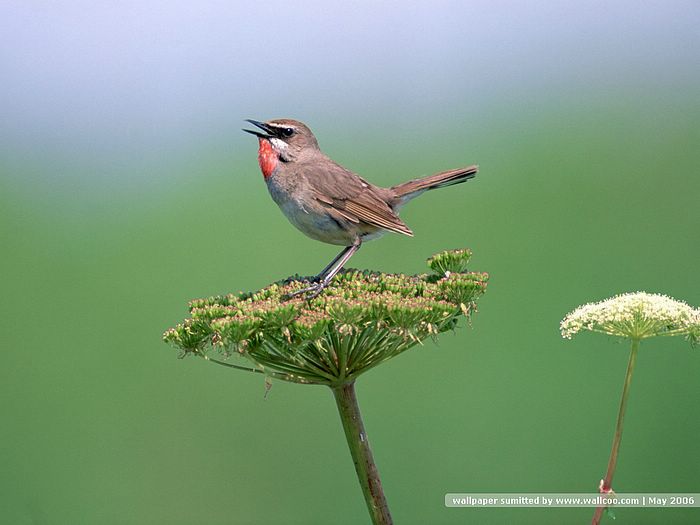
[391,165,478,204]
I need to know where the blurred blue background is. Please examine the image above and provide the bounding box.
[1,1,699,523]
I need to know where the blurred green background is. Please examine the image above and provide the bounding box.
[2,2,699,524]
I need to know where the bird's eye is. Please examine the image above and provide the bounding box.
[281,127,295,137]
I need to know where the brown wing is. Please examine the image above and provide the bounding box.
[308,159,413,236]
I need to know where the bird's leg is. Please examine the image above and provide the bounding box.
[285,240,362,300]
[307,240,361,298]
[311,245,355,282]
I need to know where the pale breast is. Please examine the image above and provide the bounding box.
[266,173,356,246]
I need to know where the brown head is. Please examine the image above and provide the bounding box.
[243,118,320,178]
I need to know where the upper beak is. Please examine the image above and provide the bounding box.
[243,119,275,138]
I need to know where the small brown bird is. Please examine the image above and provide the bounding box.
[244,118,478,298]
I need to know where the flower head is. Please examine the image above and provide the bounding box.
[427,248,472,276]
[560,292,697,341]
[164,250,488,386]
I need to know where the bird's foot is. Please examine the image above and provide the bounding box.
[282,279,329,301]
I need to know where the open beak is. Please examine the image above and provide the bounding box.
[243,119,275,139]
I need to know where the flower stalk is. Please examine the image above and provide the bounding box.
[333,381,392,525]
[591,337,639,525]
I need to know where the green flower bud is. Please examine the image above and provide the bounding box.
[427,248,472,276]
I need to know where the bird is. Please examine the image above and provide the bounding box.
[243,118,478,298]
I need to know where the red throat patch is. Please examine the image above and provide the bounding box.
[257,139,278,179]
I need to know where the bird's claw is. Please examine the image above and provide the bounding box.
[282,280,328,301]
[305,284,326,300]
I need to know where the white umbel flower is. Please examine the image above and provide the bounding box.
[560,292,697,340]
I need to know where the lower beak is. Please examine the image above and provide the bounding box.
[242,119,274,138]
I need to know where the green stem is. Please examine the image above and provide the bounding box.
[332,382,393,525]
[592,338,640,525]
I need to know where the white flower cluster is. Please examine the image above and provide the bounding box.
[560,292,699,340]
